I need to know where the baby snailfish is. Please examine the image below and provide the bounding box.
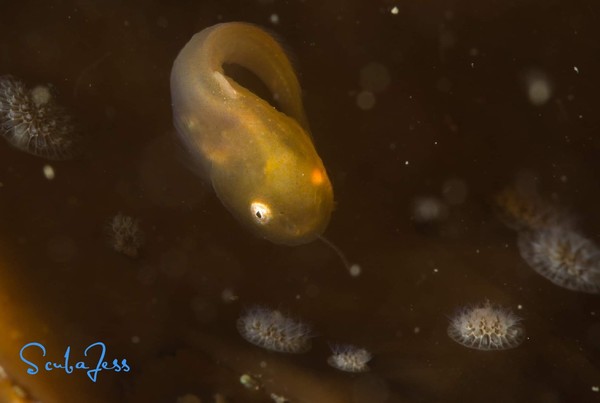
[170,22,333,246]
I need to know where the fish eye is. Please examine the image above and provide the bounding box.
[250,201,272,224]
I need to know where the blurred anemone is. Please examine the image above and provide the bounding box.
[494,186,569,232]
[0,75,83,160]
[518,226,600,294]
[107,213,145,258]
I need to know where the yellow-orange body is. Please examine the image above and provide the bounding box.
[170,22,333,245]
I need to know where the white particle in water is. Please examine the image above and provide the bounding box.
[525,70,552,106]
[349,264,362,277]
[43,164,55,180]
[270,393,290,403]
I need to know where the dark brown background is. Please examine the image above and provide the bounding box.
[0,0,599,402]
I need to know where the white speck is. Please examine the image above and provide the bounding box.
[240,374,261,390]
[573,66,579,74]
[475,249,480,254]
[349,264,361,277]
[405,160,409,165]
[517,304,523,310]
[433,268,439,273]
[434,141,438,145]
[525,70,552,106]
[391,6,399,15]
[471,62,475,68]
[131,336,140,343]
[43,165,55,180]
[592,386,599,393]
[271,393,290,403]
[270,14,279,24]
[414,326,420,334]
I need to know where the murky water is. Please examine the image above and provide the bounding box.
[0,1,599,402]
